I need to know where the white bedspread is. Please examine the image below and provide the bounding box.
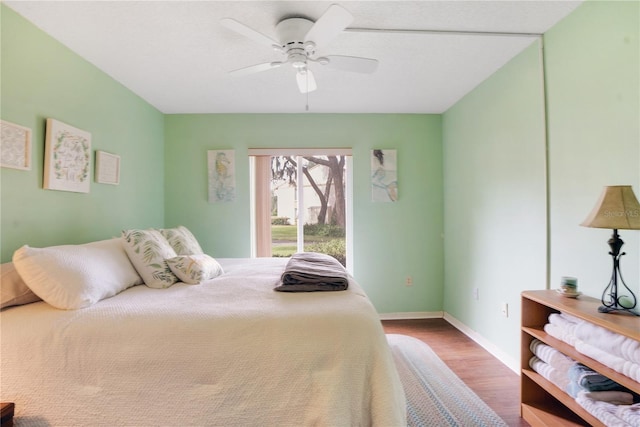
[1,257,406,426]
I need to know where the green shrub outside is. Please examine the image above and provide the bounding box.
[271,217,290,225]
[271,224,346,266]
[305,239,346,266]
[303,223,345,238]
[304,224,344,237]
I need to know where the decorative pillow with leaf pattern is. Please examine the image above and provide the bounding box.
[166,254,224,284]
[122,229,178,289]
[159,226,204,256]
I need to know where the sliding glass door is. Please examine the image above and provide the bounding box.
[250,149,352,270]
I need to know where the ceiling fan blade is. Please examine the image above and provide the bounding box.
[229,62,284,77]
[324,55,378,74]
[221,18,280,48]
[304,4,353,48]
[296,69,317,93]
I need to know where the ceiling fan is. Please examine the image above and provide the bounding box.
[221,4,378,94]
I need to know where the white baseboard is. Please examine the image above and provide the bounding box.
[379,311,443,320]
[443,312,520,374]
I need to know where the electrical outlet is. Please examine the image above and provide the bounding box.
[473,288,479,300]
[501,302,509,318]
[405,276,413,286]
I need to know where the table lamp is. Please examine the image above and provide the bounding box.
[580,185,640,316]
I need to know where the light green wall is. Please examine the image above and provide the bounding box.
[164,114,444,313]
[442,0,639,365]
[544,0,640,301]
[0,5,165,262]
[443,40,548,364]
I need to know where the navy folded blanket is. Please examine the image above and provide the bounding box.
[275,252,349,292]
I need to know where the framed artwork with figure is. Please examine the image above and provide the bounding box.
[371,149,398,202]
[208,150,235,203]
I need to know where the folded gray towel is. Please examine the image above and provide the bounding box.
[275,252,349,292]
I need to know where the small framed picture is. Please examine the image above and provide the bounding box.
[208,150,235,203]
[371,149,398,202]
[95,150,120,185]
[44,118,92,193]
[1,120,32,171]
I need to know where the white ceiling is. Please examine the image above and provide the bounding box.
[5,1,582,114]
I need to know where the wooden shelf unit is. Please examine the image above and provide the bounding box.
[521,290,640,426]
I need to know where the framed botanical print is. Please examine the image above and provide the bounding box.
[44,118,92,193]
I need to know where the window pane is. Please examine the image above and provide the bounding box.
[266,154,348,267]
[270,156,297,259]
[301,156,347,266]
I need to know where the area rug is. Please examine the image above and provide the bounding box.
[387,334,508,427]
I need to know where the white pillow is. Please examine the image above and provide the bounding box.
[159,226,204,255]
[166,254,224,284]
[122,229,179,289]
[12,238,143,310]
[1,262,42,309]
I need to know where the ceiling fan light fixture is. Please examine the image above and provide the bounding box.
[296,69,317,93]
[290,53,307,68]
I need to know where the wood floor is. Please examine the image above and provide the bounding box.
[382,318,530,427]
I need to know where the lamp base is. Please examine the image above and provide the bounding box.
[598,305,640,317]
[599,229,638,316]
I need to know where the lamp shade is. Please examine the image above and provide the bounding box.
[581,185,640,230]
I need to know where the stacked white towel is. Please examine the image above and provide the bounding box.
[573,320,640,383]
[540,311,640,426]
[576,393,640,427]
[544,313,579,346]
[575,321,640,365]
[617,404,640,427]
[529,339,573,390]
[529,356,567,389]
[531,339,575,371]
[544,312,640,383]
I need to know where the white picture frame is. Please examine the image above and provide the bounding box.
[44,118,92,193]
[1,120,32,171]
[95,150,120,185]
[371,149,398,202]
[207,150,235,203]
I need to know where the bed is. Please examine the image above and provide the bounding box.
[0,232,406,426]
